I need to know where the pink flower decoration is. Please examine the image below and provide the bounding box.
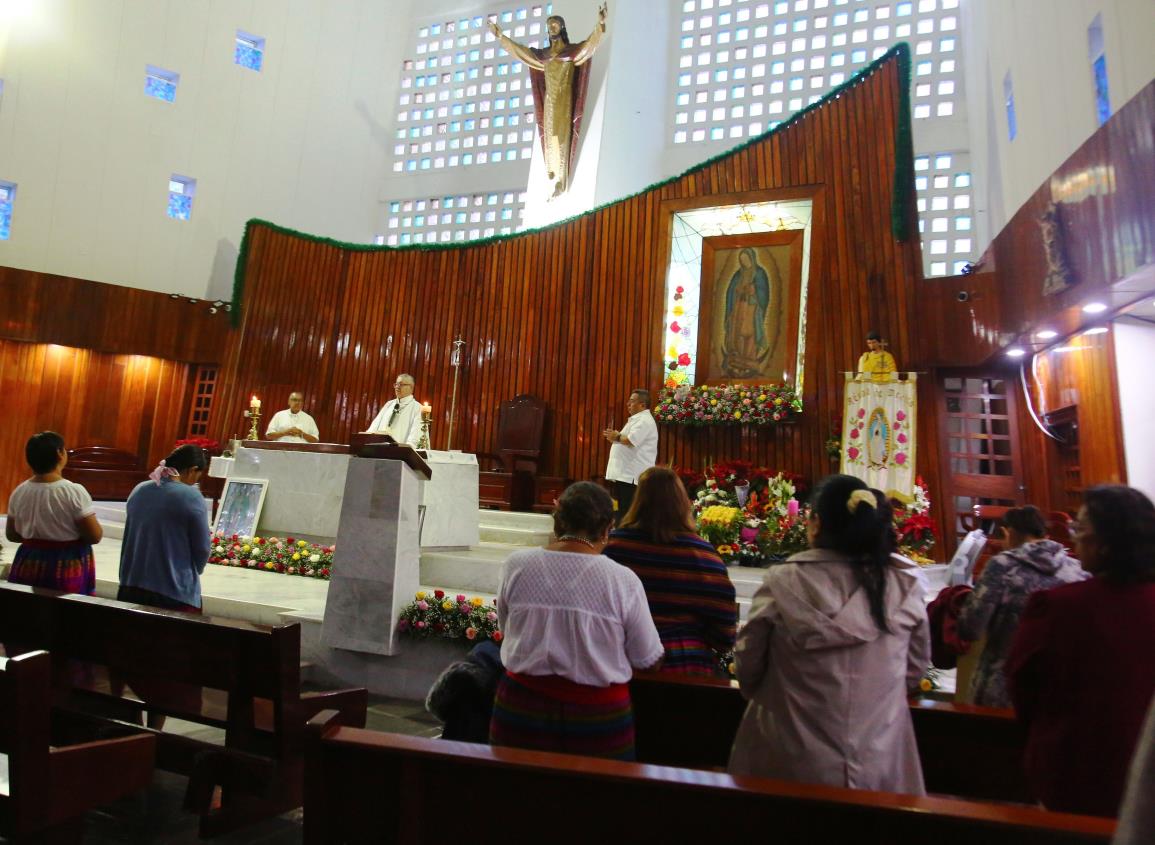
[897,433,908,444]
[456,594,467,603]
[857,408,866,418]
[398,619,410,631]
[848,446,860,460]
[415,620,426,629]
[417,600,429,611]
[895,452,907,465]
[849,428,859,439]
[896,411,906,421]
[670,321,681,333]
[487,611,498,622]
[740,527,759,543]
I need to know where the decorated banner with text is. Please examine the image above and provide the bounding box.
[840,373,917,504]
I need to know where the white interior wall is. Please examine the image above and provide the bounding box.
[1113,316,1155,503]
[0,0,405,299]
[964,0,1155,245]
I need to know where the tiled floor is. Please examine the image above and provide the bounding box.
[76,696,441,844]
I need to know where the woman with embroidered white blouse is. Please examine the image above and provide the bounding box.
[489,481,664,760]
[5,431,103,594]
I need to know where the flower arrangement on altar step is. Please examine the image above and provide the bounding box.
[893,478,938,564]
[680,461,811,566]
[654,383,802,427]
[175,437,222,455]
[397,590,502,643]
[209,532,334,579]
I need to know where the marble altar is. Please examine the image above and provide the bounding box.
[230,447,351,540]
[418,450,480,548]
[321,457,422,656]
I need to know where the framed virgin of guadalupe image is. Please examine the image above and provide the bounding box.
[212,477,269,539]
[696,230,805,387]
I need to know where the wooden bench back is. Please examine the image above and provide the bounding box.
[0,651,53,827]
[0,583,298,700]
[629,672,1033,803]
[304,721,1115,844]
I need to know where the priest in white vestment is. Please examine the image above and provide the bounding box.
[265,391,320,443]
[365,373,424,447]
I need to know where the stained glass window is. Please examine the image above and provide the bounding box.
[144,65,179,102]
[235,31,265,71]
[0,182,15,240]
[167,176,196,221]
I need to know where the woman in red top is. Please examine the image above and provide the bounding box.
[1007,484,1155,817]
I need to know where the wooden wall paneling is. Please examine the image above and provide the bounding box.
[211,54,930,516]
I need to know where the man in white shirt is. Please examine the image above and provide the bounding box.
[365,373,423,447]
[265,391,320,444]
[602,388,659,522]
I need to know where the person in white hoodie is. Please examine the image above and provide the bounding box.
[728,474,930,795]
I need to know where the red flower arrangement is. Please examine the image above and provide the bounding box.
[175,437,221,454]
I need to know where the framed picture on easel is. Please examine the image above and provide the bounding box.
[212,477,269,539]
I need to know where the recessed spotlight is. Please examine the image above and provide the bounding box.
[1082,302,1108,314]
[1082,326,1108,336]
[1055,346,1080,353]
[1006,347,1026,358]
[169,293,181,299]
[1036,329,1058,340]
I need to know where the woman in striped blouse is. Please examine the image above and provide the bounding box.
[604,467,738,676]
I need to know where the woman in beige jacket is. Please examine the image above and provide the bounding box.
[728,474,931,795]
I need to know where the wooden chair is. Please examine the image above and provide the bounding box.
[61,445,148,501]
[304,711,1115,845]
[478,394,547,511]
[0,650,156,843]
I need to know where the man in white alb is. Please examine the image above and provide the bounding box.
[365,373,423,447]
[265,391,320,443]
[602,388,659,523]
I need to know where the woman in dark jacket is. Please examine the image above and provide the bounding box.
[1007,485,1155,817]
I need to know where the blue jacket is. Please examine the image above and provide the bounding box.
[119,479,211,607]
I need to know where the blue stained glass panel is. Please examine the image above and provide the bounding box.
[1093,55,1110,126]
[235,40,263,71]
[0,200,12,240]
[167,192,192,221]
[145,75,176,102]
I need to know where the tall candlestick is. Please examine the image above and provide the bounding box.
[421,402,432,419]
[250,395,261,411]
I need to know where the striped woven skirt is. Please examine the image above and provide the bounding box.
[7,538,96,595]
[658,634,722,678]
[489,671,636,761]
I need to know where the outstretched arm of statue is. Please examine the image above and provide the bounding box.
[573,3,608,65]
[488,20,544,69]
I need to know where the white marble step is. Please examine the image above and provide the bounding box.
[420,543,515,594]
[476,509,554,532]
[478,523,552,546]
[728,566,766,600]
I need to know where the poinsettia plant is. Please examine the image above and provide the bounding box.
[892,478,937,563]
[175,437,222,454]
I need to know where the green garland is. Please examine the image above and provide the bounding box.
[230,44,915,327]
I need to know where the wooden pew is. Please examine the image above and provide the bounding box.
[0,582,368,837]
[1,650,156,843]
[303,712,1115,845]
[629,672,1033,803]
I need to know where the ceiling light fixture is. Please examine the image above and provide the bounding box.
[1006,347,1026,358]
[1036,329,1058,340]
[1082,326,1108,336]
[1082,302,1108,314]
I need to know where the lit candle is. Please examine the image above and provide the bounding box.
[250,395,261,411]
[421,402,432,419]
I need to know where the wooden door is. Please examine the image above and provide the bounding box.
[938,372,1025,544]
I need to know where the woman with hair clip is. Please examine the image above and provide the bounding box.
[728,474,930,794]
[118,444,211,613]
